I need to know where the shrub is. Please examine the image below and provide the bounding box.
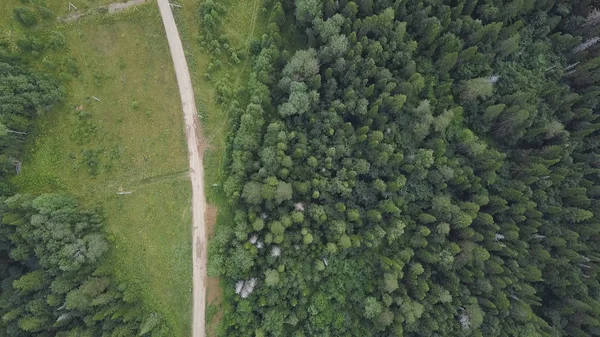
[13,7,38,27]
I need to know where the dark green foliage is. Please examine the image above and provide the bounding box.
[212,0,600,336]
[13,7,38,27]
[0,194,169,336]
[0,62,62,195]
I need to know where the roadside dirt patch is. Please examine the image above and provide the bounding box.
[58,0,147,22]
[60,11,86,23]
[205,203,219,305]
[195,116,210,154]
[108,0,146,13]
[205,205,217,238]
[205,204,222,336]
[207,276,223,337]
[207,276,221,303]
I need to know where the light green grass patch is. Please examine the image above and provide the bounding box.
[13,4,192,337]
[221,0,264,50]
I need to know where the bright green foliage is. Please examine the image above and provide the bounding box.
[12,271,45,293]
[364,297,383,319]
[461,78,494,101]
[252,218,265,231]
[264,269,280,286]
[242,182,263,204]
[383,273,398,293]
[303,233,313,244]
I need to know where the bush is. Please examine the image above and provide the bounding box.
[38,6,55,20]
[13,7,38,27]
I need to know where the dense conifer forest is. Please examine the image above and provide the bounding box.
[209,0,600,336]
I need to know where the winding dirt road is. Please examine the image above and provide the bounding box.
[156,1,207,336]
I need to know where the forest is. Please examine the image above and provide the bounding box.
[0,4,170,337]
[208,0,600,336]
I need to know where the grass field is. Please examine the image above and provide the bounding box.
[10,4,192,336]
[172,0,265,334]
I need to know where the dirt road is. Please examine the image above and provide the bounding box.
[156,1,207,337]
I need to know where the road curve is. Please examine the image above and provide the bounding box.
[156,1,207,337]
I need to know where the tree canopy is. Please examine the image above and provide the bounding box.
[210,0,600,336]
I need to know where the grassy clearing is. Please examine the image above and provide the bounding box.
[11,4,192,336]
[172,0,265,334]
